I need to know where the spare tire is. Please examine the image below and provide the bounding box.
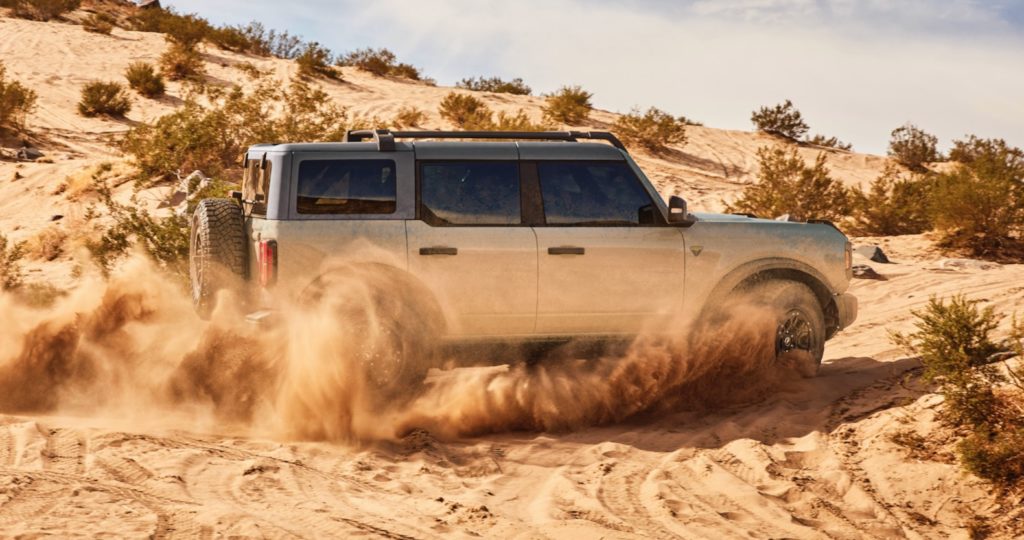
[190,198,247,319]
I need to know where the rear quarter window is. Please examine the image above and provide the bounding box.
[296,159,397,215]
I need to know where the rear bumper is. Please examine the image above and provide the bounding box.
[835,293,858,330]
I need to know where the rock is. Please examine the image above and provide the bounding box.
[15,147,43,161]
[855,245,890,263]
[50,215,64,222]
[852,264,884,280]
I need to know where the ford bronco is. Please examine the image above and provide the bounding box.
[189,130,857,382]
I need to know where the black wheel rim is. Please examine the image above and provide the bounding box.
[776,309,814,355]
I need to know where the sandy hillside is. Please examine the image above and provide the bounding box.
[2,8,1024,540]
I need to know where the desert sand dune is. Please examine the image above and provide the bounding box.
[2,10,1023,539]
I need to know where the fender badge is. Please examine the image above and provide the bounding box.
[691,245,704,256]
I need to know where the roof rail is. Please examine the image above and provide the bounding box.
[342,129,627,151]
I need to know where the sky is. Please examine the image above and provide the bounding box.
[164,0,1024,155]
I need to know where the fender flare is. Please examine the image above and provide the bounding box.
[698,258,842,338]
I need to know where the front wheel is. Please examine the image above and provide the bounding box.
[750,281,826,377]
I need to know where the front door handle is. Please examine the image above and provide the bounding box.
[548,246,585,255]
[420,246,458,256]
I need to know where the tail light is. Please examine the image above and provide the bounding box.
[844,242,853,271]
[257,239,277,287]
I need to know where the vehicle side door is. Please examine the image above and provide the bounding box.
[530,160,686,335]
[406,150,538,336]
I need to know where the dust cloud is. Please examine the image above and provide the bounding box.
[0,257,798,442]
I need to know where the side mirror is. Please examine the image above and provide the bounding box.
[668,195,691,224]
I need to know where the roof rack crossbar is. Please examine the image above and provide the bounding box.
[343,129,626,151]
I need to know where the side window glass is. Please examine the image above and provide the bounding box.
[420,161,521,225]
[538,162,656,226]
[297,159,397,215]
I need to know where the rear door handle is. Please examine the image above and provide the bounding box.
[548,246,585,255]
[419,246,458,256]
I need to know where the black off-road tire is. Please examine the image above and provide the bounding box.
[750,281,826,377]
[190,198,246,319]
[300,263,445,397]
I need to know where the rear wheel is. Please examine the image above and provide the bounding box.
[190,199,247,319]
[299,263,444,395]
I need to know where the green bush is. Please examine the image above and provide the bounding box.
[438,92,493,129]
[78,81,131,117]
[160,42,204,81]
[338,48,427,81]
[930,137,1024,259]
[154,11,210,49]
[891,297,1024,488]
[7,0,80,21]
[124,62,165,98]
[122,79,350,183]
[295,42,339,80]
[848,164,932,236]
[82,11,115,34]
[805,134,852,151]
[751,99,808,140]
[457,76,531,95]
[492,110,551,132]
[0,62,38,133]
[87,178,226,280]
[613,106,688,153]
[888,123,941,172]
[724,146,851,221]
[393,105,426,128]
[0,233,25,291]
[542,85,593,125]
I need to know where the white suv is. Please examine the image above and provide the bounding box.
[190,130,857,382]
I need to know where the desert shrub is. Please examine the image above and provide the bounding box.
[613,106,688,153]
[888,123,941,172]
[123,79,349,183]
[25,226,66,261]
[295,42,339,80]
[929,137,1024,259]
[542,85,593,125]
[680,116,703,127]
[724,146,851,221]
[751,99,809,140]
[78,81,131,117]
[338,48,427,81]
[340,47,394,76]
[156,12,210,49]
[492,110,551,132]
[949,136,1024,176]
[234,62,267,80]
[0,233,25,291]
[848,164,932,236]
[457,76,531,95]
[438,92,493,129]
[206,21,302,58]
[393,105,426,128]
[0,62,38,133]
[891,297,1024,487]
[806,134,852,151]
[7,0,80,21]
[87,178,227,280]
[82,11,115,34]
[124,62,165,98]
[160,42,204,81]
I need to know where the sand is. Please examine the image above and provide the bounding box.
[2,11,1023,539]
